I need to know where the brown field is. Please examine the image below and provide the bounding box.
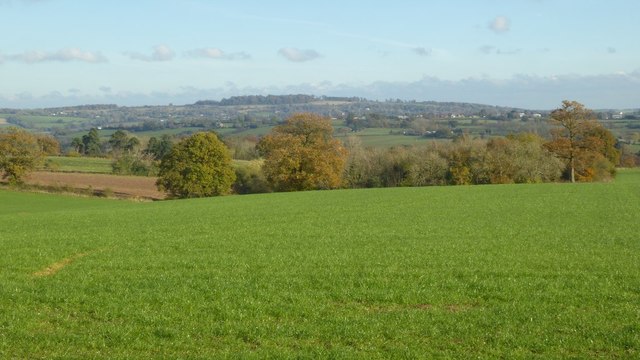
[0,118,7,124]
[24,171,165,200]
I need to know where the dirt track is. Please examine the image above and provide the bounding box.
[25,171,165,200]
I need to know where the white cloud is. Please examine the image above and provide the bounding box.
[7,48,107,63]
[186,48,251,60]
[489,16,510,33]
[126,45,175,62]
[278,47,321,62]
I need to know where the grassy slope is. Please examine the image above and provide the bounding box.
[1,171,639,358]
[44,156,113,173]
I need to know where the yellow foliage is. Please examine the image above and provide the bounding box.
[258,113,347,191]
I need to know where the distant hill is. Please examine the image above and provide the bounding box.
[193,94,361,106]
[190,94,529,117]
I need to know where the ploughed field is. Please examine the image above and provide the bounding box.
[1,170,639,358]
[25,171,164,200]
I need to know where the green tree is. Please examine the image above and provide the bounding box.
[145,135,173,160]
[82,128,102,156]
[232,160,271,194]
[257,113,347,191]
[546,101,619,182]
[125,137,141,153]
[156,132,235,198]
[0,127,44,184]
[108,130,129,154]
[70,137,84,154]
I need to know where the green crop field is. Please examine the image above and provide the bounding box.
[0,114,91,129]
[1,170,639,358]
[337,127,436,147]
[43,156,113,173]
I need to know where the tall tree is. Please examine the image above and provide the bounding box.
[546,100,619,182]
[108,130,129,154]
[145,135,173,160]
[257,113,347,191]
[0,127,44,184]
[70,137,84,154]
[82,128,102,156]
[156,132,235,198]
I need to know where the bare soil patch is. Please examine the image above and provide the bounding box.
[33,252,88,277]
[25,171,165,200]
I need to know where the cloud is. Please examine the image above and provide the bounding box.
[2,71,639,110]
[7,48,107,63]
[186,48,251,60]
[328,72,640,109]
[489,16,510,33]
[607,47,617,54]
[99,86,112,93]
[413,47,432,57]
[278,47,321,62]
[126,45,175,62]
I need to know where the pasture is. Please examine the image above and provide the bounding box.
[43,156,113,174]
[1,170,639,358]
[336,127,436,147]
[0,113,91,130]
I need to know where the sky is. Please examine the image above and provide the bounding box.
[0,0,639,109]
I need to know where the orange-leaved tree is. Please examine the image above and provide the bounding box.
[257,113,347,191]
[545,100,619,182]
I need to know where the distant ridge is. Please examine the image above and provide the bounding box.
[193,94,362,106]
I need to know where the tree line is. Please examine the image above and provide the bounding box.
[155,101,628,198]
[2,101,637,197]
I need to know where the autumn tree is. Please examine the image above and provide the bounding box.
[0,127,44,184]
[36,135,61,156]
[545,101,619,182]
[156,132,235,198]
[257,113,347,191]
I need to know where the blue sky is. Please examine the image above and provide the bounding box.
[0,0,638,109]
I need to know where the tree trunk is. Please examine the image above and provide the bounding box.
[570,155,575,183]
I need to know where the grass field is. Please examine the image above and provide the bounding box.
[1,170,639,358]
[43,156,113,173]
[337,128,436,147]
[0,114,91,129]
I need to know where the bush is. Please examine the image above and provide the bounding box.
[232,160,271,194]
